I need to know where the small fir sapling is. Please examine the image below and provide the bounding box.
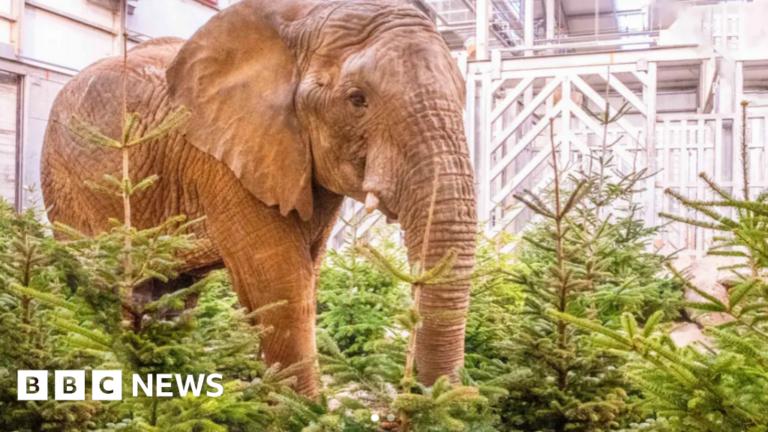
[463,230,522,365]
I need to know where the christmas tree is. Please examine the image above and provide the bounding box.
[469,120,679,432]
[558,101,768,432]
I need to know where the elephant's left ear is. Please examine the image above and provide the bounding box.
[166,0,315,221]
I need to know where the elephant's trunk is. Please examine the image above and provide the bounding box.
[398,123,477,385]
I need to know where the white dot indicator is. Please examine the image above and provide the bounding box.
[371,414,380,422]
[387,414,396,421]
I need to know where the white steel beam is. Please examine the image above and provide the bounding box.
[478,74,493,221]
[491,75,564,151]
[490,76,534,122]
[9,0,23,56]
[732,60,745,199]
[469,45,712,75]
[561,76,571,164]
[498,64,636,80]
[597,72,647,116]
[490,101,565,179]
[644,62,657,227]
[570,74,641,145]
[569,132,591,156]
[501,37,657,54]
[546,0,555,39]
[466,74,477,166]
[493,158,582,240]
[568,100,636,167]
[493,135,563,203]
[631,70,649,87]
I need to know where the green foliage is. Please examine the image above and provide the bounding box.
[463,231,523,362]
[318,221,409,355]
[314,212,495,432]
[462,126,680,432]
[0,74,287,431]
[562,101,768,432]
[392,376,490,432]
[0,196,288,431]
[0,197,106,431]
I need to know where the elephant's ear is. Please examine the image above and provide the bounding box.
[167,0,314,220]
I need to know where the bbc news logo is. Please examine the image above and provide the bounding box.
[17,370,223,401]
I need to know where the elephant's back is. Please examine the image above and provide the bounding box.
[41,38,187,234]
[45,37,183,145]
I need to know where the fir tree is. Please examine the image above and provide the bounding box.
[463,231,522,363]
[348,161,493,432]
[558,101,768,432]
[0,197,104,432]
[472,119,678,432]
[318,217,409,356]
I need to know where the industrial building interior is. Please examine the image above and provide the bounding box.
[333,0,768,257]
[0,0,765,255]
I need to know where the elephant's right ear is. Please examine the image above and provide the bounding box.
[167,0,314,221]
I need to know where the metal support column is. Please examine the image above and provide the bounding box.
[476,0,490,61]
[733,60,745,199]
[525,0,534,57]
[560,77,571,165]
[644,62,657,227]
[546,0,555,53]
[478,75,492,224]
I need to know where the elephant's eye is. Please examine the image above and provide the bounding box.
[348,91,368,109]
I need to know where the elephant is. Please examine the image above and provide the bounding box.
[41,0,476,396]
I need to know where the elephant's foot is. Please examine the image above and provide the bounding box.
[258,300,320,398]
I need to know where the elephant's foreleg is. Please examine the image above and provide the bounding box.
[201,183,319,397]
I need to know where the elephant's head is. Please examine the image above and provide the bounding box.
[167,0,476,385]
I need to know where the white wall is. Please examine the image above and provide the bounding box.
[128,0,235,39]
[0,20,10,45]
[21,75,65,204]
[22,6,115,71]
[34,0,115,29]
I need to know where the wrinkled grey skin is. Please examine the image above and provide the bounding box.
[41,0,476,396]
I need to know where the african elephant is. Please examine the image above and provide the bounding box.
[41,0,476,396]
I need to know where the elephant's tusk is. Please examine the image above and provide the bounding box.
[365,192,379,214]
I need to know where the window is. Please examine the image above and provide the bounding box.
[0,70,20,208]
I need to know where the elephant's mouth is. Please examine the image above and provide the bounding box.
[377,203,399,222]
